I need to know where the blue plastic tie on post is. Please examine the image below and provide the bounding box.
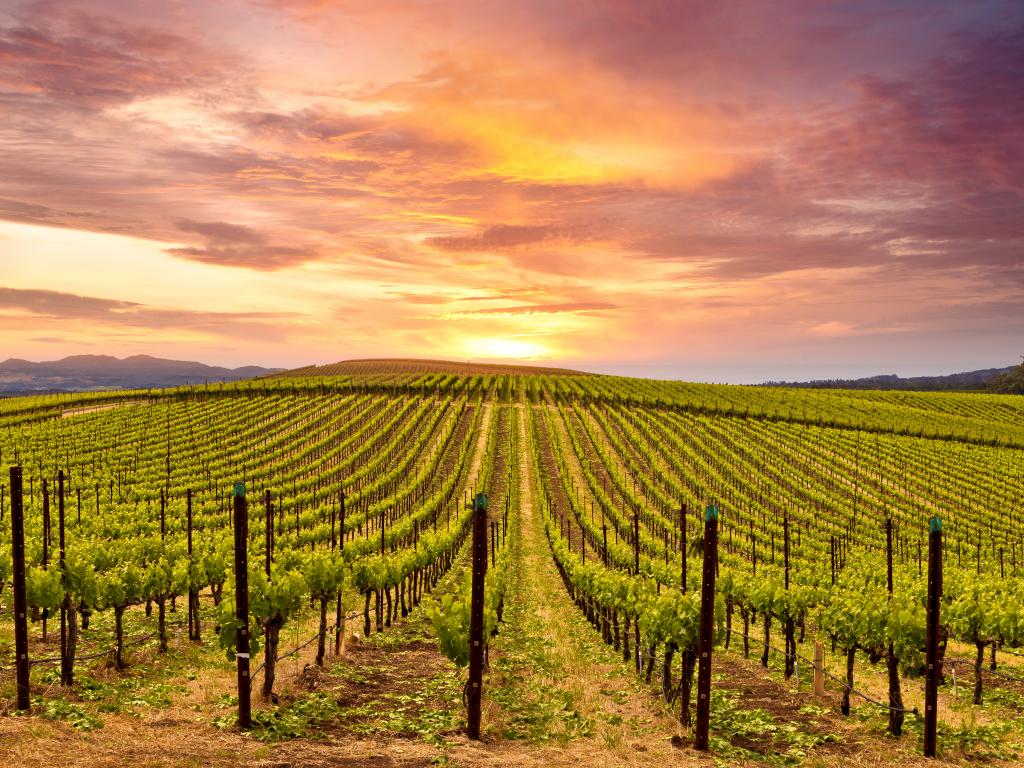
[705,504,719,522]
[929,516,942,534]
[233,482,246,498]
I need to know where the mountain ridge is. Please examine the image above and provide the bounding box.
[0,355,283,394]
[763,366,1015,391]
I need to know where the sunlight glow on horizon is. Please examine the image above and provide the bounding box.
[461,336,552,361]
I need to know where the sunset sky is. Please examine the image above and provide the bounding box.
[1,0,1022,382]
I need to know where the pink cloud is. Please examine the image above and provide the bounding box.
[0,9,232,110]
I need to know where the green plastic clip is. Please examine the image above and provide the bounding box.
[929,516,942,534]
[233,482,246,498]
[705,504,719,522]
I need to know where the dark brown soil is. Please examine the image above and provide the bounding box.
[717,655,865,757]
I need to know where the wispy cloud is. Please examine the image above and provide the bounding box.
[0,287,291,339]
[448,302,619,317]
[167,219,319,269]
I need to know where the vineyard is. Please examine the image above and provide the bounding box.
[1,364,1023,767]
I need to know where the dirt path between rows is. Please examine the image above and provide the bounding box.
[446,405,698,768]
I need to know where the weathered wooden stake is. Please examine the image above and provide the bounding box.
[783,512,794,679]
[681,503,687,591]
[885,516,904,736]
[42,479,49,641]
[336,489,346,656]
[633,511,640,575]
[59,470,72,686]
[11,467,30,710]
[694,503,719,752]
[813,640,825,696]
[467,492,488,739]
[924,516,943,758]
[232,483,251,730]
[265,490,273,577]
[187,490,200,640]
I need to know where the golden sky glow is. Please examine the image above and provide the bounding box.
[0,1,1021,381]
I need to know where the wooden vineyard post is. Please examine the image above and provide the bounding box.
[187,489,200,641]
[885,516,904,736]
[694,503,719,752]
[783,512,794,679]
[330,499,337,551]
[830,536,836,585]
[337,489,346,656]
[886,517,894,593]
[59,469,72,686]
[633,511,640,576]
[813,640,825,697]
[924,516,943,758]
[232,483,252,730]
[752,527,757,576]
[680,503,687,591]
[11,467,30,710]
[265,490,273,577]
[42,479,49,641]
[467,492,488,739]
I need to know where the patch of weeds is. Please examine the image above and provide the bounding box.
[366,621,433,650]
[328,661,381,685]
[68,673,185,716]
[119,680,187,710]
[899,709,1022,762]
[600,712,623,726]
[937,720,1020,761]
[248,692,341,741]
[211,712,237,731]
[941,683,976,713]
[599,686,629,705]
[75,675,114,702]
[341,669,463,746]
[210,693,341,740]
[797,704,829,717]
[891,706,1024,761]
[180,666,200,682]
[850,703,885,730]
[35,697,103,731]
[709,688,836,766]
[985,687,1024,712]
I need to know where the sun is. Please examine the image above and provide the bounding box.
[462,336,549,360]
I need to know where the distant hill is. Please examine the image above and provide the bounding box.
[764,366,1015,392]
[0,355,282,394]
[280,358,586,377]
[989,361,1024,394]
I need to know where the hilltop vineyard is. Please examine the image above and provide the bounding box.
[1,367,1023,765]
